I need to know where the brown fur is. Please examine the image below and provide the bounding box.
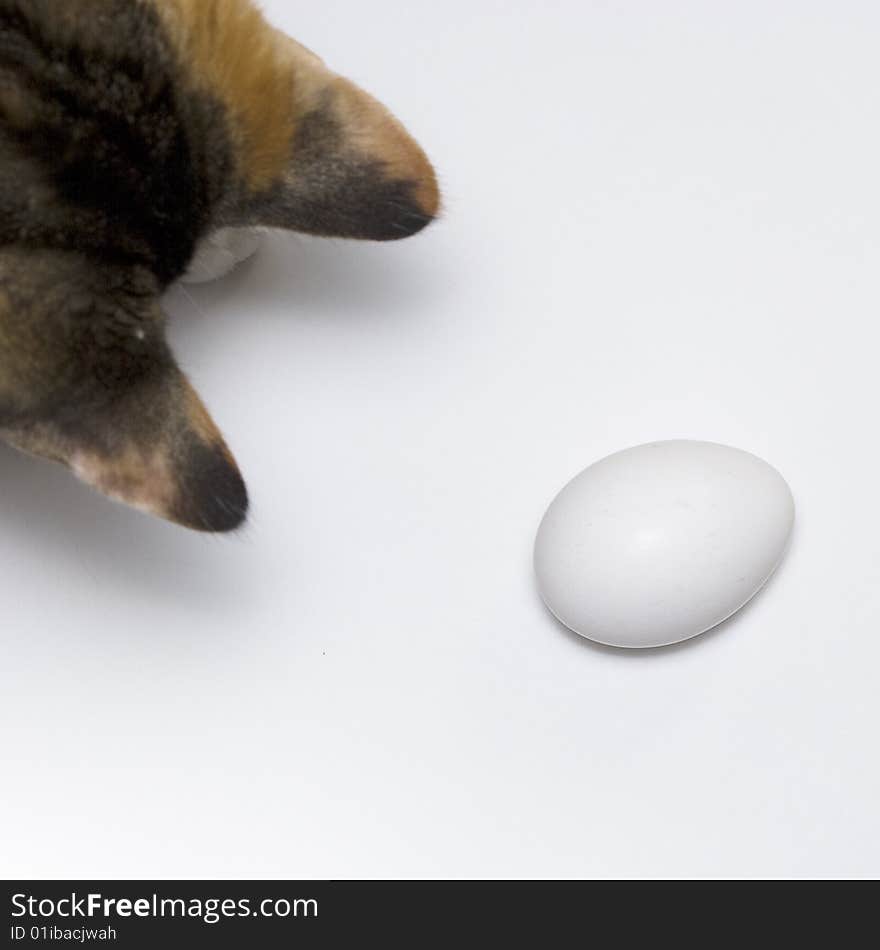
[151,0,296,189]
[0,0,439,531]
[154,0,439,211]
[325,75,440,217]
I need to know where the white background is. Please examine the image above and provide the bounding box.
[2,0,878,879]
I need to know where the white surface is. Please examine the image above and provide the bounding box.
[1,0,879,879]
[534,441,795,648]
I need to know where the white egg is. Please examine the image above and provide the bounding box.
[181,227,262,284]
[534,441,795,648]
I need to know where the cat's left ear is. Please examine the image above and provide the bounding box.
[242,46,440,242]
[4,364,249,533]
[67,370,248,532]
[0,251,248,531]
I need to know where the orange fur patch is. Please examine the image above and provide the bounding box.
[150,0,295,189]
[181,377,238,466]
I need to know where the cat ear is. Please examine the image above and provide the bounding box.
[73,371,248,532]
[247,56,440,241]
[0,253,247,531]
[5,365,248,533]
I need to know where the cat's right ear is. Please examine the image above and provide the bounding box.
[243,43,440,242]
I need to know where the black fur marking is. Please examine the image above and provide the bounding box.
[0,0,234,286]
[173,438,249,533]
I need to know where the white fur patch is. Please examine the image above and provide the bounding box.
[181,227,262,284]
[70,449,173,519]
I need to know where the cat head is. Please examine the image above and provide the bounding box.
[0,0,439,532]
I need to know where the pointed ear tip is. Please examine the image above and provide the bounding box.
[370,173,441,242]
[186,486,249,534]
[413,165,441,220]
[173,441,250,534]
[410,165,442,229]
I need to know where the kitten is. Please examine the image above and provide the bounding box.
[0,0,439,531]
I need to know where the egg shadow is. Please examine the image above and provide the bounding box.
[537,521,799,658]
